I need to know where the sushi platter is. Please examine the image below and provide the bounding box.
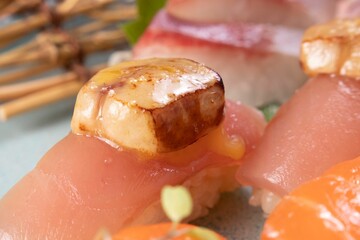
[1,0,360,240]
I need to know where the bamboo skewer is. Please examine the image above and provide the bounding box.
[0,49,58,67]
[71,4,137,35]
[87,4,137,22]
[0,37,21,49]
[0,13,48,45]
[56,0,114,16]
[2,41,38,58]
[0,29,127,68]
[0,0,135,120]
[0,64,106,120]
[0,0,116,48]
[0,71,78,100]
[0,0,11,10]
[71,21,109,35]
[0,0,12,16]
[0,80,83,121]
[0,0,41,18]
[0,0,135,48]
[0,63,57,84]
[81,30,126,53]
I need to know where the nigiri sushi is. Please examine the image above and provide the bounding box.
[0,58,265,239]
[133,11,306,106]
[166,0,337,28]
[262,155,360,240]
[236,18,360,213]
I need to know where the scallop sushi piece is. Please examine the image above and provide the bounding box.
[0,58,265,239]
[236,18,360,213]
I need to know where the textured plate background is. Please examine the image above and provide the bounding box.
[0,97,265,239]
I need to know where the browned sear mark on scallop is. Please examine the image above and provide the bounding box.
[71,58,225,153]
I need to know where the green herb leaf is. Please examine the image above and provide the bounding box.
[259,103,280,122]
[122,0,167,44]
[161,185,193,223]
[187,227,220,240]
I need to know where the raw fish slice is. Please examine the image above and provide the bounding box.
[236,74,360,196]
[166,0,337,28]
[133,11,306,106]
[0,100,265,240]
[262,155,360,240]
[337,0,360,19]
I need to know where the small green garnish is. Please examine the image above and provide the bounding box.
[158,185,221,240]
[122,0,167,44]
[259,103,280,122]
[187,227,220,240]
[161,185,193,223]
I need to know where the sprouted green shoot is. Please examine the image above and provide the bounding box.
[161,185,193,226]
[160,185,220,240]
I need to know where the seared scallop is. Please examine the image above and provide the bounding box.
[71,58,225,153]
[301,19,360,78]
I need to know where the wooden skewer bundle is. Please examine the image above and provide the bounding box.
[0,0,136,121]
